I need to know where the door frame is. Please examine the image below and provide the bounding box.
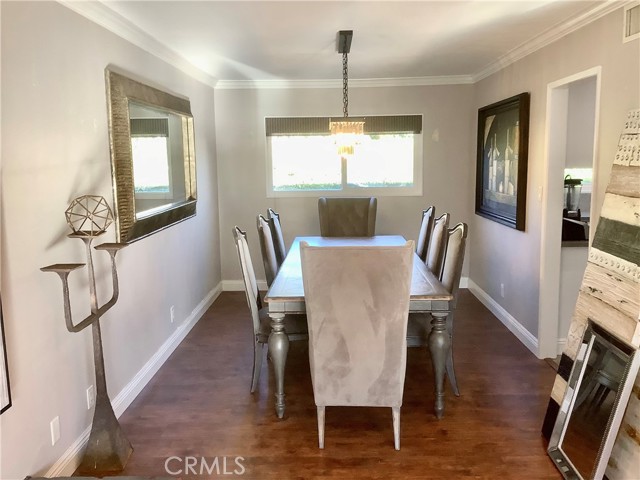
[538,66,601,359]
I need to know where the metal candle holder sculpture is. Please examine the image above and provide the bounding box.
[41,195,132,474]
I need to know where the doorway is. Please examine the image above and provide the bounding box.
[538,67,601,359]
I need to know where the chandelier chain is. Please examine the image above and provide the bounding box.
[342,51,349,118]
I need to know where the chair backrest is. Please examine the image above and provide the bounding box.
[415,206,435,261]
[440,222,468,307]
[267,208,286,266]
[318,197,377,237]
[232,226,262,335]
[426,212,450,277]
[300,241,414,408]
[257,214,279,287]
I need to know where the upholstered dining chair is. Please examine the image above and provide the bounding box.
[415,206,436,262]
[300,241,414,450]
[407,222,467,396]
[425,212,450,277]
[267,208,287,266]
[232,226,308,393]
[318,197,377,237]
[257,214,279,287]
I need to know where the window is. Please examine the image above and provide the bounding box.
[130,117,172,197]
[266,115,422,197]
[564,168,593,193]
[624,3,640,42]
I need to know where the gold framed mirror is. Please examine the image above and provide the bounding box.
[106,69,197,243]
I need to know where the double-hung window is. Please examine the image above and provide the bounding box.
[266,115,423,197]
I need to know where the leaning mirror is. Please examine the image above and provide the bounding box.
[548,321,640,479]
[106,69,197,243]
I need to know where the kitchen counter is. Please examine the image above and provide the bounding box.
[562,240,588,247]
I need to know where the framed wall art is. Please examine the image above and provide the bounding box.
[475,92,530,231]
[0,295,11,414]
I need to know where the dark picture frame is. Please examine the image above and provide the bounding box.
[475,93,530,231]
[0,295,11,414]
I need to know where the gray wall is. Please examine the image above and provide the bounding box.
[215,84,475,284]
[0,2,220,478]
[566,77,597,170]
[470,8,639,340]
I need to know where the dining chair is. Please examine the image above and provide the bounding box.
[574,346,626,410]
[267,208,287,266]
[257,214,279,287]
[407,222,467,396]
[300,241,414,450]
[232,226,308,393]
[415,206,436,262]
[318,197,377,237]
[425,212,450,277]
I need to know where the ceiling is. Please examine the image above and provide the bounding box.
[73,1,613,86]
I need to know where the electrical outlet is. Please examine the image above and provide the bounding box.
[86,385,95,410]
[170,305,175,324]
[500,283,505,298]
[50,416,60,446]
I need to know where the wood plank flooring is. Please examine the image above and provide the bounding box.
[114,290,560,479]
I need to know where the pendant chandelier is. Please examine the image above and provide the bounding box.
[329,30,364,157]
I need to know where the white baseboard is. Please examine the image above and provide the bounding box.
[44,426,91,477]
[44,282,223,477]
[467,279,541,358]
[224,277,466,292]
[222,279,268,291]
[557,338,567,356]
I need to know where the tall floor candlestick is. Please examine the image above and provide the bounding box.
[41,196,132,474]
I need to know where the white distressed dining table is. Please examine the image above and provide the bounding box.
[264,235,454,419]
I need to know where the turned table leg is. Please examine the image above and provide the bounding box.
[429,312,451,419]
[268,312,289,418]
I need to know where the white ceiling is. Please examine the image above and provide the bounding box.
[72,1,616,86]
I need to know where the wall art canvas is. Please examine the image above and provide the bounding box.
[475,93,530,231]
[0,295,11,414]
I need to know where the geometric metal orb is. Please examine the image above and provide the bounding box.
[65,195,114,236]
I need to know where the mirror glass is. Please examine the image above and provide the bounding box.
[548,321,638,479]
[106,70,197,243]
[129,101,188,219]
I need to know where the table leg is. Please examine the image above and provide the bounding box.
[429,312,450,419]
[268,312,289,418]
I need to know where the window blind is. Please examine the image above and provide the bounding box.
[265,115,422,136]
[130,118,169,137]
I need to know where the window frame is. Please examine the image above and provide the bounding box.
[265,115,423,198]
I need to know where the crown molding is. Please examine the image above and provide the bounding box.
[473,1,632,83]
[58,0,218,88]
[59,0,627,90]
[215,78,338,90]
[215,75,475,90]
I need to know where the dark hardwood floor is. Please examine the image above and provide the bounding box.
[115,290,560,479]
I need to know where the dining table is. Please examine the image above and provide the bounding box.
[264,235,454,419]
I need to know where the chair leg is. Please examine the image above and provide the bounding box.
[446,314,460,396]
[317,406,325,449]
[250,341,265,393]
[392,406,401,450]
